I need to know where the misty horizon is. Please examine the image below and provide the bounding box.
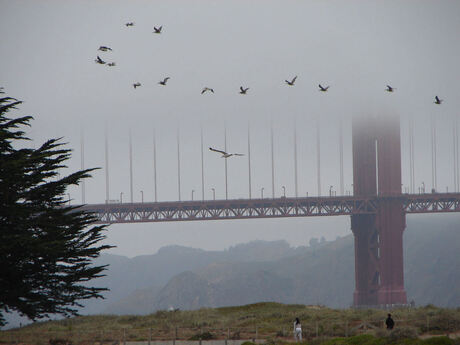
[2,0,459,257]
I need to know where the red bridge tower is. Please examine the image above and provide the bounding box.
[351,115,407,307]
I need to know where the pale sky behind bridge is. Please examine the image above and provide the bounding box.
[1,0,460,257]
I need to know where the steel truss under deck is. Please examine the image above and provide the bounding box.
[80,193,460,224]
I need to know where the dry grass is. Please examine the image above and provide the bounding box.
[1,303,460,344]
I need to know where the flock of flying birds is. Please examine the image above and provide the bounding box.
[93,22,445,158]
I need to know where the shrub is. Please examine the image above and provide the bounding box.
[422,336,454,345]
[386,326,418,342]
[49,339,71,345]
[231,330,241,339]
[189,331,215,340]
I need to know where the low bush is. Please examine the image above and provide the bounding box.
[386,326,418,342]
[421,336,456,345]
[189,331,215,340]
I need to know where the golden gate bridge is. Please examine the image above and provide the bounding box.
[77,114,460,308]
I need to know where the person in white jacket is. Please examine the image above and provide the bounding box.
[294,318,302,342]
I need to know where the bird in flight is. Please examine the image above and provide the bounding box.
[201,87,214,94]
[209,147,244,158]
[98,46,112,52]
[95,56,106,64]
[107,62,116,67]
[386,85,395,92]
[125,22,134,27]
[158,77,170,85]
[285,76,297,86]
[318,84,330,92]
[434,96,443,105]
[153,26,163,34]
[239,86,249,94]
[133,82,141,89]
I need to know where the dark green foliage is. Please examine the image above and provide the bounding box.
[188,331,215,340]
[0,90,113,326]
[421,337,457,345]
[386,327,418,342]
[307,334,386,345]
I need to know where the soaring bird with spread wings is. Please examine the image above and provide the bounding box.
[318,84,330,92]
[386,85,395,92]
[153,26,163,34]
[209,147,244,158]
[201,87,214,94]
[285,76,297,86]
[434,96,443,105]
[158,77,170,85]
[95,56,106,64]
[98,46,112,52]
[239,86,249,94]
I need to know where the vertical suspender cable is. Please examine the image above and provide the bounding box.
[201,126,205,201]
[457,116,460,192]
[410,116,413,193]
[294,119,298,198]
[129,129,133,203]
[339,118,344,196]
[177,127,181,201]
[453,121,457,193]
[409,116,415,194]
[105,125,109,203]
[375,139,379,196]
[454,116,459,192]
[434,116,438,192]
[153,130,158,202]
[271,122,275,198]
[248,122,252,199]
[224,125,228,200]
[431,114,435,192]
[316,117,321,196]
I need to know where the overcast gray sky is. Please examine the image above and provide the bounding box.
[2,0,460,257]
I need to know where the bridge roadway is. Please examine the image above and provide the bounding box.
[80,192,460,224]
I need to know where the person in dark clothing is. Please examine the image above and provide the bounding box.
[386,313,395,330]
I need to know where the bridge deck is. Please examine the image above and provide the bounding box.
[79,193,460,224]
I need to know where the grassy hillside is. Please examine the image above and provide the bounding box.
[3,215,459,329]
[2,303,460,345]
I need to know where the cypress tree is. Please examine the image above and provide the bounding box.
[0,89,113,326]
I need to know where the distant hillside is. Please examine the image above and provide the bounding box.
[3,215,459,327]
[104,214,460,314]
[88,240,300,314]
[404,214,460,306]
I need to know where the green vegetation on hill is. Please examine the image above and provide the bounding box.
[2,303,460,344]
[69,214,460,317]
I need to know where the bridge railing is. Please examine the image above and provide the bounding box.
[76,193,460,224]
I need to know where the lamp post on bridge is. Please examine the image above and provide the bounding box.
[329,185,333,197]
[140,190,144,203]
[261,187,264,199]
[211,188,215,200]
[191,189,195,201]
[421,181,425,193]
[282,186,286,198]
[120,192,123,204]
